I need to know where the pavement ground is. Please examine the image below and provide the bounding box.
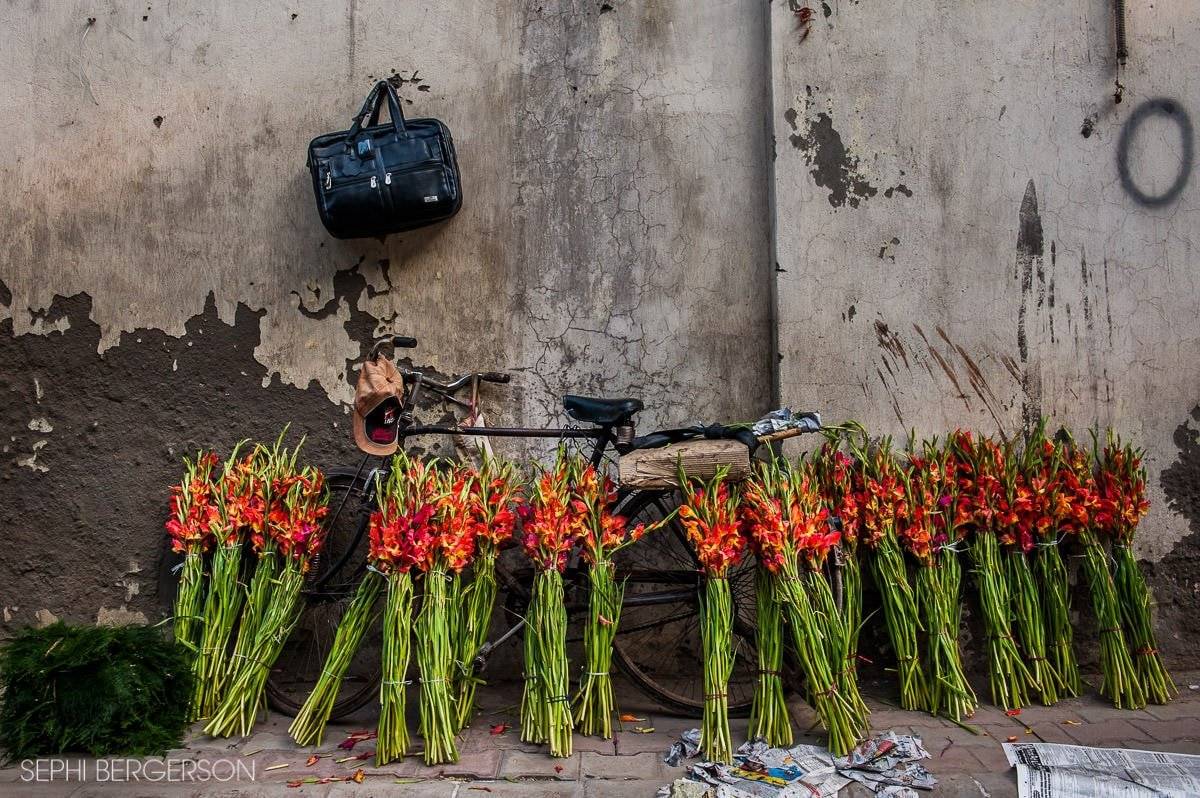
[3,672,1199,797]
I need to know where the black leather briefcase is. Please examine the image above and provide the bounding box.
[307,81,462,239]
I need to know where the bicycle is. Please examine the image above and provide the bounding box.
[256,336,822,722]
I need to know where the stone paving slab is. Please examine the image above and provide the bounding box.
[578,752,670,781]
[500,750,583,780]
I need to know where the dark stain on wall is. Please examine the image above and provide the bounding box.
[1014,179,1044,433]
[1148,407,1200,668]
[783,107,878,208]
[1162,407,1200,538]
[0,289,363,634]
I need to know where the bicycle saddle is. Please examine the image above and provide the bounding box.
[563,395,643,425]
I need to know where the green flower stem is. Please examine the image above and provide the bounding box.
[229,547,277,680]
[532,570,573,757]
[205,557,306,737]
[573,561,622,739]
[969,534,1036,710]
[778,565,864,757]
[749,570,792,746]
[288,570,384,746]
[842,551,866,702]
[1007,549,1062,705]
[417,564,459,765]
[1079,531,1144,709]
[377,571,415,765]
[172,548,205,661]
[520,583,547,745]
[871,535,928,711]
[916,555,975,721]
[192,543,245,719]
[454,551,498,730]
[1112,544,1175,705]
[1034,541,1082,697]
[699,577,735,763]
[804,567,869,729]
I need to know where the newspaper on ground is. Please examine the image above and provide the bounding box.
[659,730,933,798]
[1004,741,1200,798]
[664,728,703,768]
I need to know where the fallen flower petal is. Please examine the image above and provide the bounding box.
[1006,736,1018,743]
[350,769,365,784]
[1004,708,1021,717]
[305,755,320,766]
[490,723,510,735]
[619,714,646,723]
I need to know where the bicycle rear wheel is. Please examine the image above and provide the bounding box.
[609,489,766,717]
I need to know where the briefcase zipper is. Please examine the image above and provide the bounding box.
[385,172,392,185]
[370,176,378,188]
[385,159,445,176]
[324,168,332,190]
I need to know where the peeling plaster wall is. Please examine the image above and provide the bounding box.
[771,2,1200,661]
[0,1,772,628]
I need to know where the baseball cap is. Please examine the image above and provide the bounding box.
[352,356,406,456]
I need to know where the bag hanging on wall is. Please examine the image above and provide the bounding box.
[307,80,462,239]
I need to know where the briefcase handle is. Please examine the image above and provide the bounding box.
[347,80,408,142]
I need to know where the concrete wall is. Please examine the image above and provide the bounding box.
[770,0,1200,660]
[2,0,1198,665]
[0,1,772,627]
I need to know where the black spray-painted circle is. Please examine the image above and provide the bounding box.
[1116,97,1194,208]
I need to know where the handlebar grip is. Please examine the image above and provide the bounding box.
[392,336,417,349]
[481,372,511,384]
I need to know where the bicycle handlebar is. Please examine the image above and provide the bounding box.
[370,335,418,362]
[402,368,510,395]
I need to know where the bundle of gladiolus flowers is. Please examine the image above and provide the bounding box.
[372,455,438,764]
[812,436,868,717]
[852,436,929,712]
[899,442,975,721]
[794,456,870,732]
[742,459,866,755]
[1058,433,1145,708]
[951,431,1037,710]
[166,450,221,660]
[191,443,259,720]
[678,464,747,764]
[1000,438,1062,706]
[1024,428,1082,697]
[224,436,294,718]
[740,467,792,748]
[454,456,523,730]
[207,453,329,737]
[414,463,478,765]
[572,465,666,739]
[520,449,586,757]
[1098,434,1175,705]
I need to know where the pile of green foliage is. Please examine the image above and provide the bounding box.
[0,622,194,760]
